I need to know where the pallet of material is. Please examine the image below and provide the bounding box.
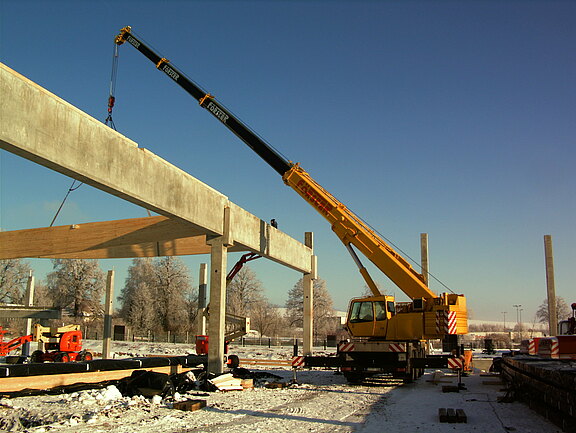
[500,355,576,432]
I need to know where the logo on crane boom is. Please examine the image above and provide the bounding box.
[126,36,140,49]
[206,101,230,124]
[161,64,180,82]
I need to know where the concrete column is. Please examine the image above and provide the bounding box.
[207,237,228,374]
[22,272,35,356]
[102,270,114,359]
[544,235,557,336]
[197,263,208,335]
[303,232,316,356]
[420,233,429,286]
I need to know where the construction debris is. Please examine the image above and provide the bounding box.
[172,399,207,412]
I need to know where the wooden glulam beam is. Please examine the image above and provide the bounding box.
[0,216,244,259]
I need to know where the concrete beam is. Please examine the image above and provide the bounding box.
[0,63,311,273]
[0,306,62,320]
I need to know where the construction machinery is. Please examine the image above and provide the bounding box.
[0,324,92,362]
[0,327,33,357]
[114,26,468,382]
[558,302,576,336]
[29,324,93,363]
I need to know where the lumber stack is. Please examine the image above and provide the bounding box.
[501,355,576,433]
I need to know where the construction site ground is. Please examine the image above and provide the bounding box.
[0,341,562,432]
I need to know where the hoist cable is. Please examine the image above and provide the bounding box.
[49,179,83,227]
[105,43,119,130]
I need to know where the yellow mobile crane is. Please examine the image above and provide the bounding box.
[114,27,468,382]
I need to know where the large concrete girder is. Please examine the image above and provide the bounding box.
[0,62,312,273]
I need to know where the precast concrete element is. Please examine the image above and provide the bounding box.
[102,270,114,360]
[0,62,312,274]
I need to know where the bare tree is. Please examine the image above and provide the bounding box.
[0,259,32,304]
[285,277,335,338]
[250,299,285,337]
[226,266,264,317]
[536,297,571,325]
[47,259,106,319]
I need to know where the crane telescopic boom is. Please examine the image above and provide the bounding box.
[114,26,443,302]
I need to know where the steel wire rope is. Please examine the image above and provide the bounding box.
[105,42,119,130]
[49,180,83,227]
[327,188,455,294]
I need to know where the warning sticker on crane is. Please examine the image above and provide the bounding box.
[338,342,355,352]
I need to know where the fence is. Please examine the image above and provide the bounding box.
[82,329,338,349]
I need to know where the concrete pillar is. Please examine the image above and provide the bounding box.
[303,232,316,356]
[544,235,557,336]
[420,233,429,286]
[102,270,114,359]
[197,263,207,335]
[22,272,35,356]
[207,237,228,374]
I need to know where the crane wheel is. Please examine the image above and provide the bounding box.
[30,350,44,363]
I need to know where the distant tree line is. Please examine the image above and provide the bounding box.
[0,257,341,339]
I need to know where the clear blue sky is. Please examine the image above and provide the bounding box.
[1,1,574,324]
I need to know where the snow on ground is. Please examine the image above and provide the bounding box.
[0,341,562,432]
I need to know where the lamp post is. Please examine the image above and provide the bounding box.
[513,304,522,324]
[501,311,507,330]
[513,304,522,342]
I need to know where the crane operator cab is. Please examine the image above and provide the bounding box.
[346,295,398,338]
[346,293,466,341]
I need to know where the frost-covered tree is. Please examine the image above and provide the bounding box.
[47,259,106,318]
[118,258,157,334]
[226,266,264,317]
[286,277,335,337]
[0,259,32,304]
[250,299,285,337]
[154,257,194,333]
[119,257,195,334]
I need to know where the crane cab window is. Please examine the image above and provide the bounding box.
[349,302,374,323]
[387,301,396,316]
[374,301,387,321]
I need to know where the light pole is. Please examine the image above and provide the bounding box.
[501,311,507,330]
[513,304,522,324]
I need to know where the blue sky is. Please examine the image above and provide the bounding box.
[0,1,574,324]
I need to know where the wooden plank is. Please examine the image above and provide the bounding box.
[0,365,187,393]
[0,216,245,259]
[456,409,467,423]
[438,408,448,422]
[173,399,207,411]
